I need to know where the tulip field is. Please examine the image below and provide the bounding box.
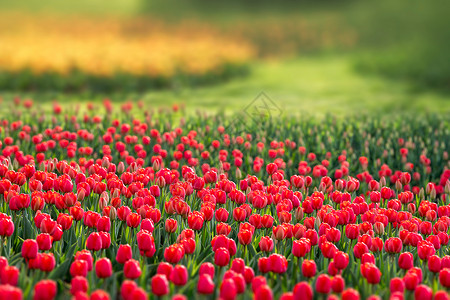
[0,100,449,300]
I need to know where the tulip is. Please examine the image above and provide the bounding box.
[439,268,450,288]
[220,278,237,300]
[21,239,38,260]
[215,247,230,267]
[116,244,132,264]
[315,274,331,294]
[86,232,102,251]
[197,274,215,295]
[170,265,188,286]
[124,259,141,279]
[269,254,288,274]
[33,280,57,300]
[95,258,113,278]
[36,233,52,251]
[293,282,313,300]
[151,274,169,296]
[398,252,414,270]
[1,265,19,286]
[302,259,316,278]
[428,255,441,273]
[70,276,89,295]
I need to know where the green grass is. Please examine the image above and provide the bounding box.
[3,55,449,118]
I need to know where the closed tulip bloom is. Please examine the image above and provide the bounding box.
[151,275,170,296]
[33,280,57,300]
[199,262,215,278]
[95,258,113,278]
[70,276,89,295]
[439,268,450,288]
[70,260,88,277]
[231,258,245,274]
[341,288,360,300]
[130,287,148,300]
[258,257,271,274]
[353,242,369,259]
[302,260,317,278]
[259,236,274,253]
[154,262,172,279]
[334,251,349,269]
[220,278,237,300]
[187,212,204,231]
[197,274,215,295]
[170,265,188,286]
[255,285,273,300]
[363,263,381,284]
[434,291,450,300]
[269,254,288,274]
[238,229,253,245]
[124,259,142,279]
[293,282,313,300]
[75,250,93,271]
[90,290,110,300]
[121,280,138,300]
[86,232,102,251]
[331,275,345,293]
[36,233,52,251]
[315,274,331,294]
[292,238,311,258]
[165,218,177,233]
[214,247,230,267]
[22,239,38,260]
[116,244,132,264]
[1,265,19,286]
[385,237,402,253]
[0,218,14,237]
[345,224,359,240]
[389,277,405,293]
[414,284,432,300]
[404,272,420,291]
[428,255,441,273]
[39,253,56,272]
[164,244,184,264]
[398,252,414,270]
[97,216,111,232]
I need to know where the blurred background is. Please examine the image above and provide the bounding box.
[0,0,449,116]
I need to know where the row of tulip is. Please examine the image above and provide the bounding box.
[0,100,449,299]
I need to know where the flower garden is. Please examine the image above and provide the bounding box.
[0,100,449,299]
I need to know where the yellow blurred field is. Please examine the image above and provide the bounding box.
[0,13,255,78]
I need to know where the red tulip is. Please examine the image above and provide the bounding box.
[95,258,112,278]
[21,239,38,260]
[398,252,414,270]
[116,244,132,264]
[152,274,169,297]
[197,274,214,295]
[293,282,313,300]
[164,244,184,264]
[36,233,52,251]
[1,265,19,286]
[86,232,102,251]
[214,247,230,267]
[269,254,288,274]
[170,265,188,286]
[315,274,331,294]
[70,276,89,295]
[334,251,349,270]
[302,260,316,278]
[439,268,450,288]
[331,275,345,293]
[33,280,57,300]
[220,278,237,300]
[124,259,141,279]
